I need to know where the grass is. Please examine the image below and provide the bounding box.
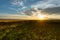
[0,20,60,40]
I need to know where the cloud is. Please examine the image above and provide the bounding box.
[0,13,39,20]
[10,0,27,14]
[8,0,60,19]
[0,13,29,19]
[31,0,60,9]
[11,0,24,6]
[0,12,60,19]
[46,14,60,19]
[9,0,60,12]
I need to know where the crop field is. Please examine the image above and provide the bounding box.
[0,20,60,40]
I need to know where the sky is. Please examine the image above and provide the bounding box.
[0,0,60,19]
[0,0,41,14]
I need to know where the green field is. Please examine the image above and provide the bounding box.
[0,20,60,40]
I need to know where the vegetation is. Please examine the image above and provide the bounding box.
[0,20,60,40]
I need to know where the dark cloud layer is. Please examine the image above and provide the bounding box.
[42,7,60,14]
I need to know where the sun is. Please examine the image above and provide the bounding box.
[39,15,45,20]
[37,14,46,20]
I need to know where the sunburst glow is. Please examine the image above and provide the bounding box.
[37,14,47,20]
